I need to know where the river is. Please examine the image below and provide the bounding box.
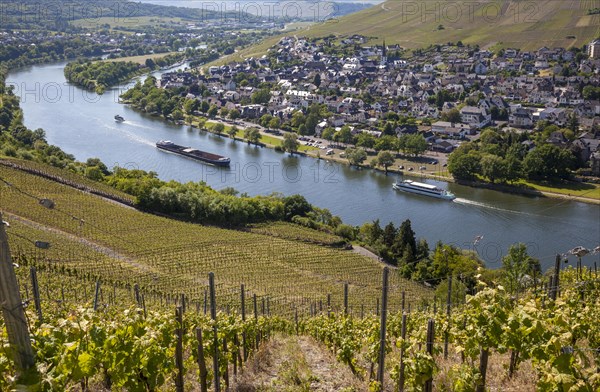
[6,61,600,269]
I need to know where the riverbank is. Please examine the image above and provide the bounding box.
[180,116,600,205]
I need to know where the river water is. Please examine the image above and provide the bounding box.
[7,61,600,269]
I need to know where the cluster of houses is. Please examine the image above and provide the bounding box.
[157,36,600,174]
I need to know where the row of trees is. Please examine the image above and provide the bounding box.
[105,167,338,228]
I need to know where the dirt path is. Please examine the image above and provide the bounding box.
[231,334,366,391]
[352,245,397,269]
[296,335,367,391]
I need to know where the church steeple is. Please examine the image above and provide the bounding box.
[381,39,387,65]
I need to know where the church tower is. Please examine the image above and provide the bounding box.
[381,39,388,65]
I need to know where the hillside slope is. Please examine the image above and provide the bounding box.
[0,160,431,316]
[303,0,600,50]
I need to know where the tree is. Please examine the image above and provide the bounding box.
[382,222,397,247]
[448,147,482,180]
[251,88,271,104]
[376,151,395,173]
[86,157,109,175]
[582,85,600,100]
[374,135,398,152]
[359,219,384,244]
[480,154,508,183]
[502,243,540,294]
[199,100,210,113]
[505,149,523,182]
[298,124,308,135]
[227,125,238,139]
[283,194,312,220]
[313,73,321,88]
[435,89,455,108]
[244,127,261,145]
[403,133,428,156]
[321,127,335,141]
[305,113,320,135]
[282,132,299,155]
[395,219,417,270]
[207,105,218,118]
[383,122,395,136]
[171,109,184,122]
[523,144,575,180]
[441,108,462,123]
[356,133,375,149]
[291,111,306,128]
[211,122,225,135]
[85,166,105,181]
[334,126,354,144]
[228,109,240,120]
[268,117,281,129]
[345,147,367,167]
[145,58,156,69]
[183,98,198,115]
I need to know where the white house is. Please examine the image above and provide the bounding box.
[459,106,492,128]
[431,121,474,137]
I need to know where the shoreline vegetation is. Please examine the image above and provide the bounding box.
[64,53,187,94]
[138,110,600,205]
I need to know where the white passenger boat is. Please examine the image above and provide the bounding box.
[393,180,456,200]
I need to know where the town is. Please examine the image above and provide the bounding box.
[151,35,600,182]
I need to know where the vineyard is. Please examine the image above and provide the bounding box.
[1,252,598,390]
[1,160,599,391]
[0,160,430,317]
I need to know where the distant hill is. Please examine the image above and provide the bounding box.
[302,0,600,50]
[0,0,232,29]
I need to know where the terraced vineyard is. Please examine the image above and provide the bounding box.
[0,162,432,317]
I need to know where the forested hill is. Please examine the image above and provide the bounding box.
[302,0,600,50]
[0,0,236,29]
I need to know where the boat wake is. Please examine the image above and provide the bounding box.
[103,124,155,147]
[453,198,523,214]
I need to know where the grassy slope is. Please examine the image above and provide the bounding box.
[303,0,600,50]
[0,160,431,316]
[205,0,600,66]
[104,51,179,65]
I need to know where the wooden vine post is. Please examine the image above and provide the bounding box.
[0,213,35,373]
[398,313,407,392]
[376,267,389,386]
[208,272,220,392]
[444,275,452,359]
[196,328,209,392]
[174,306,184,392]
[240,284,247,361]
[549,254,560,300]
[424,319,435,392]
[30,265,42,322]
[343,282,349,315]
